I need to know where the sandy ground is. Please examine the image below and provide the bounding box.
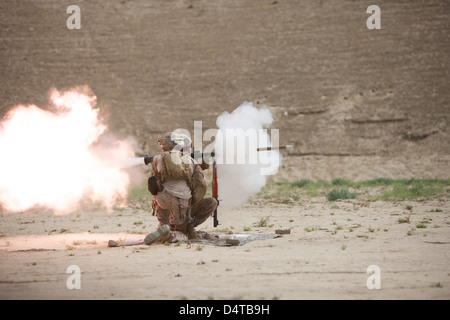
[1,192,449,300]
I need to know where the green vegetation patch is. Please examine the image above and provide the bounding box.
[326,188,357,201]
[254,178,449,203]
[131,178,449,205]
[375,179,448,201]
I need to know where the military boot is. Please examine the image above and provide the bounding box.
[174,222,198,240]
[144,224,171,245]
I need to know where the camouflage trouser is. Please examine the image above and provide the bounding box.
[154,189,190,227]
[190,197,219,227]
[153,190,218,238]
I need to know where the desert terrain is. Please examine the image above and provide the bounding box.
[0,0,449,300]
[0,185,449,300]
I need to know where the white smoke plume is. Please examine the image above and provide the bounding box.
[0,86,138,214]
[214,102,281,209]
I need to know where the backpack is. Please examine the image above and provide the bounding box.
[190,164,207,205]
[148,153,206,204]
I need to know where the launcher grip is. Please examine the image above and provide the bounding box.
[212,160,219,227]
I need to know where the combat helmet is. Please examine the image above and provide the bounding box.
[158,132,191,149]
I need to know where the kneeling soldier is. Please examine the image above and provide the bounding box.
[145,132,218,245]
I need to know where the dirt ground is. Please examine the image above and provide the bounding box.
[0,0,449,300]
[1,192,449,300]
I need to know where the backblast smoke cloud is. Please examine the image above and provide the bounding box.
[214,102,282,209]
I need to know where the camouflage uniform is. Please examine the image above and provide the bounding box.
[153,190,218,240]
[148,132,218,242]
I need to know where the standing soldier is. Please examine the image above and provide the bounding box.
[144,132,218,245]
